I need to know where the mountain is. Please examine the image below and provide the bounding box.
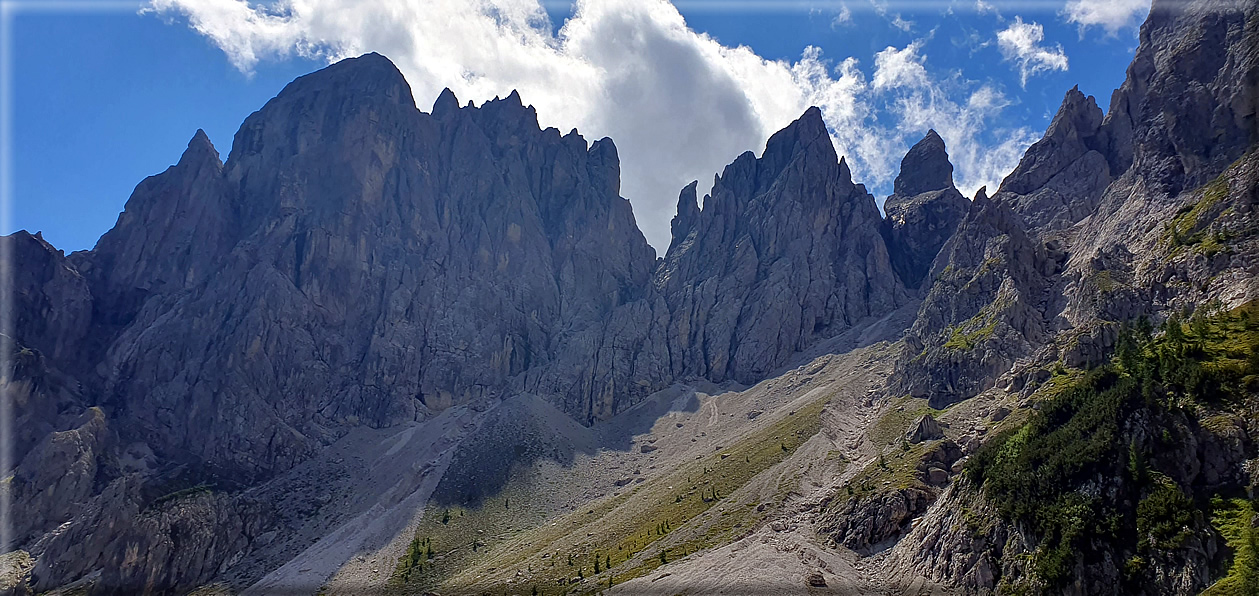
[880,129,970,289]
[656,106,905,384]
[3,0,1256,593]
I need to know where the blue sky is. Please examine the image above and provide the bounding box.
[6,0,1147,253]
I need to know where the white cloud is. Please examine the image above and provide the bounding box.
[890,14,913,31]
[871,54,1039,199]
[1063,0,1150,35]
[147,0,1036,249]
[872,41,928,91]
[997,17,1068,87]
[831,3,852,27]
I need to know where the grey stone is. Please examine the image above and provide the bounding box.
[907,414,945,444]
[880,131,971,289]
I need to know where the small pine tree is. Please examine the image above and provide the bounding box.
[659,549,668,564]
[578,568,584,580]
[531,585,538,596]
[594,555,602,573]
[441,509,451,524]
[567,553,573,566]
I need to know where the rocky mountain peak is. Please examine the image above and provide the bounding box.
[893,129,953,196]
[668,180,701,252]
[998,86,1108,199]
[432,87,460,119]
[838,156,854,184]
[474,89,541,133]
[90,127,232,302]
[180,129,220,166]
[757,106,836,184]
[297,51,413,106]
[1047,86,1103,142]
[767,106,828,150]
[656,105,902,383]
[880,130,968,289]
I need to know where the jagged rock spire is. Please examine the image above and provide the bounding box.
[880,130,969,289]
[894,129,954,196]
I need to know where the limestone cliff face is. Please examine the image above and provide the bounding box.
[4,49,927,593]
[657,107,904,385]
[998,87,1117,232]
[82,53,660,478]
[880,130,970,289]
[892,0,1257,410]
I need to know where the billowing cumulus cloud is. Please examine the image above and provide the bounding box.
[1063,0,1150,35]
[147,0,1037,251]
[997,17,1069,87]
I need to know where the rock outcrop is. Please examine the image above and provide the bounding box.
[880,130,970,288]
[892,187,1055,408]
[819,440,963,551]
[907,413,944,444]
[657,107,904,384]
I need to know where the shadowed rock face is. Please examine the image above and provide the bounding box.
[8,56,908,486]
[880,131,970,289]
[657,107,905,384]
[80,53,668,479]
[893,129,953,197]
[6,55,916,592]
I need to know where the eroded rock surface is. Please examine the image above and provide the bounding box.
[880,130,970,289]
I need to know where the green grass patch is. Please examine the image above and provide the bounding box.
[1092,270,1117,293]
[1165,173,1229,248]
[944,300,1004,351]
[868,396,940,447]
[846,441,932,497]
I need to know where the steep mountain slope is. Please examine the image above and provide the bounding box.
[1,49,920,595]
[2,0,1255,592]
[87,53,664,483]
[658,107,905,384]
[869,0,1259,593]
